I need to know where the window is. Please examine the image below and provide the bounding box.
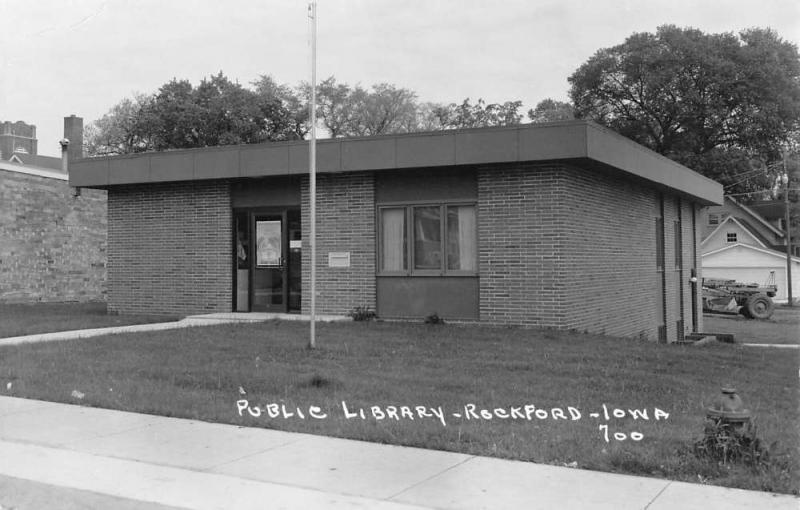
[380,208,406,272]
[655,218,664,270]
[708,214,719,226]
[378,203,477,275]
[414,206,442,270]
[726,232,737,243]
[674,220,683,269]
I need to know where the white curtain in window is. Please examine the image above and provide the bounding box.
[382,208,405,271]
[457,206,476,270]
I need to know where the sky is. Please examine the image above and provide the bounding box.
[1,0,798,157]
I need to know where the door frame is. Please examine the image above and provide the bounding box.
[233,207,295,313]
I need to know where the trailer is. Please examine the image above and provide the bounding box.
[702,277,776,320]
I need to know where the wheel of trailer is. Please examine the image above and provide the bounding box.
[745,294,774,320]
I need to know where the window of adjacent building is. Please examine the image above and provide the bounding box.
[378,203,476,275]
[726,232,737,243]
[708,214,719,226]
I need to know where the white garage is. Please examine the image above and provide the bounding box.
[702,243,800,303]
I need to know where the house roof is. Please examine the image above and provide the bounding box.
[69,120,723,205]
[703,242,800,264]
[747,200,786,221]
[0,159,68,181]
[10,153,63,171]
[735,217,775,248]
[727,196,783,238]
[702,216,768,249]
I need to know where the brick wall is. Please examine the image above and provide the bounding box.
[478,166,570,327]
[0,168,106,302]
[107,181,231,315]
[300,172,376,315]
[478,164,701,341]
[559,167,659,339]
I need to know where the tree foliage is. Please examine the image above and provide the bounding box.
[429,98,523,129]
[528,99,574,123]
[569,25,800,195]
[85,73,306,156]
[86,73,530,156]
[312,77,418,137]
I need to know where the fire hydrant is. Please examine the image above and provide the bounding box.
[706,387,751,428]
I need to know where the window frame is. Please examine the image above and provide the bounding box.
[377,200,478,277]
[726,232,737,243]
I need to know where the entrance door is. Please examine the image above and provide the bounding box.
[234,209,301,313]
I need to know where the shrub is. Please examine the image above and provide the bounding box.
[347,306,376,321]
[693,418,771,467]
[424,312,445,325]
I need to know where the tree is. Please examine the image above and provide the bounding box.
[431,98,523,129]
[313,77,418,137]
[568,25,800,195]
[84,94,157,156]
[252,75,308,140]
[528,99,574,123]
[85,73,306,156]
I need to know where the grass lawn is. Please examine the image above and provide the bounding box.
[0,320,797,494]
[703,307,800,344]
[0,302,178,339]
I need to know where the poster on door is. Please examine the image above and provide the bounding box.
[256,220,281,266]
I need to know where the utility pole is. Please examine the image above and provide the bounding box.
[308,0,318,347]
[785,152,793,306]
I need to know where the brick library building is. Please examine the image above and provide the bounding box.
[70,121,722,343]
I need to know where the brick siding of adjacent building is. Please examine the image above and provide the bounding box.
[107,181,231,315]
[300,172,376,315]
[0,168,106,302]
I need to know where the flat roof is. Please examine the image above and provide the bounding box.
[69,120,723,205]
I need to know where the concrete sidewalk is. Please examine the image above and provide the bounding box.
[0,397,796,509]
[0,312,348,346]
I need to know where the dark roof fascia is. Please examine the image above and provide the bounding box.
[69,121,723,205]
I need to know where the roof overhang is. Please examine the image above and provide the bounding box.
[69,120,723,205]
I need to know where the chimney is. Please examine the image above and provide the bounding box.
[63,115,83,162]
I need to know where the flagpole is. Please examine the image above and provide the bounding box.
[308,0,317,348]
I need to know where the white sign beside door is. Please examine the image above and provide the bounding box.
[328,252,350,268]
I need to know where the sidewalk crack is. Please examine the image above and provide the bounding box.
[644,481,672,509]
[385,455,476,502]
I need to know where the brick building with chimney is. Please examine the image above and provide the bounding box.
[0,116,107,303]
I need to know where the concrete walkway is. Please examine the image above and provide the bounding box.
[0,312,348,346]
[0,397,795,510]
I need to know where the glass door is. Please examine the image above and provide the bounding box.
[253,213,286,312]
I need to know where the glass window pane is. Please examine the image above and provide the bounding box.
[380,208,406,271]
[447,205,476,271]
[414,206,441,270]
[256,220,281,266]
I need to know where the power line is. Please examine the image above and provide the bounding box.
[725,189,800,198]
